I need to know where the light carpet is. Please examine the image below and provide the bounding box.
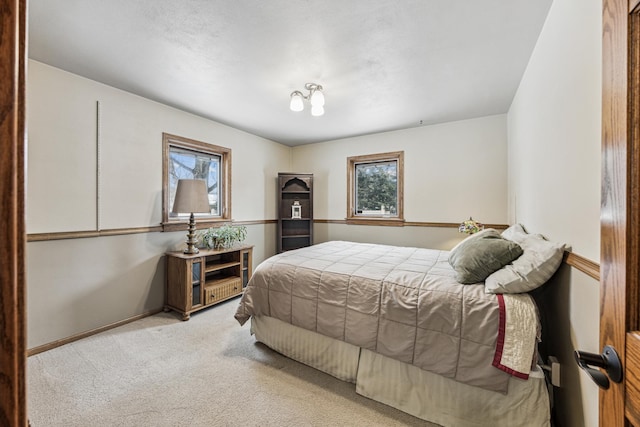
[28,299,433,426]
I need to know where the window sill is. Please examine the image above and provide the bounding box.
[162,219,231,233]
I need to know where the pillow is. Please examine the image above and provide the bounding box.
[448,229,524,284]
[500,223,528,243]
[484,225,565,294]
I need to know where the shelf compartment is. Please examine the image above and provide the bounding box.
[204,260,241,273]
[281,220,311,237]
[281,194,310,219]
[282,236,311,252]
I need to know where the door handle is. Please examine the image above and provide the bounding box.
[574,345,623,389]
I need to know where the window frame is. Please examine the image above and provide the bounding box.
[162,133,232,231]
[346,151,404,225]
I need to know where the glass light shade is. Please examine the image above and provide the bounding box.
[311,105,324,117]
[310,89,325,107]
[289,92,304,112]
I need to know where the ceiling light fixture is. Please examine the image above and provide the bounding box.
[290,83,325,116]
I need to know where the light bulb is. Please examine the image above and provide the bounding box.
[311,105,324,117]
[289,92,304,112]
[310,88,325,107]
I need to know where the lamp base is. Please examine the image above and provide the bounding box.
[183,212,199,254]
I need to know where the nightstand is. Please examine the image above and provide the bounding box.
[164,245,253,320]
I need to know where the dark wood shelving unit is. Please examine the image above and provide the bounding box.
[277,173,313,253]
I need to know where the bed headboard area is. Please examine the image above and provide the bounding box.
[448,223,567,294]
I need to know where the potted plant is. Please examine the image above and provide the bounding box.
[200,224,247,250]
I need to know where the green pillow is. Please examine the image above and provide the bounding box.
[448,229,523,284]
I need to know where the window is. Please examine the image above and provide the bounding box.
[347,151,404,223]
[162,133,231,228]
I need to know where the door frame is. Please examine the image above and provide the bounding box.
[0,0,27,425]
[601,0,640,424]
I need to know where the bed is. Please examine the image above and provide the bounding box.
[235,227,563,426]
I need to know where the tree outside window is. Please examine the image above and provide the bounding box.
[168,147,220,217]
[355,161,398,215]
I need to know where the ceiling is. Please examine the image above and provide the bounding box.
[28,0,553,146]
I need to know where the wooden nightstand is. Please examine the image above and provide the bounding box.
[164,245,253,320]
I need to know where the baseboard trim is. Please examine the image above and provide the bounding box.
[27,308,164,356]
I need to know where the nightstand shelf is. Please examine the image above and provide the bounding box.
[205,260,241,272]
[165,245,253,320]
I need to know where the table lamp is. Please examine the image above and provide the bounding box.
[458,217,484,234]
[172,179,211,254]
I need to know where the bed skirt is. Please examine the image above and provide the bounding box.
[251,315,550,427]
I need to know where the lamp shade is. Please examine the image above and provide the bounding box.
[310,88,325,107]
[458,217,484,234]
[311,104,324,117]
[171,179,211,214]
[289,92,304,112]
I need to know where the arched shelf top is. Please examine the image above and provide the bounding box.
[282,177,310,192]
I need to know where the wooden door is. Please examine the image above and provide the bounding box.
[0,0,27,425]
[601,0,640,425]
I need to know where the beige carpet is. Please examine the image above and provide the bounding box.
[28,299,434,426]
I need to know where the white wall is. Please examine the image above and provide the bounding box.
[26,223,275,348]
[292,115,508,249]
[26,61,290,347]
[27,60,289,231]
[507,0,601,425]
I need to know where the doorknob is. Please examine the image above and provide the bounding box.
[574,345,623,389]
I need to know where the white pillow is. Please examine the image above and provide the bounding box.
[500,223,528,244]
[484,225,565,294]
